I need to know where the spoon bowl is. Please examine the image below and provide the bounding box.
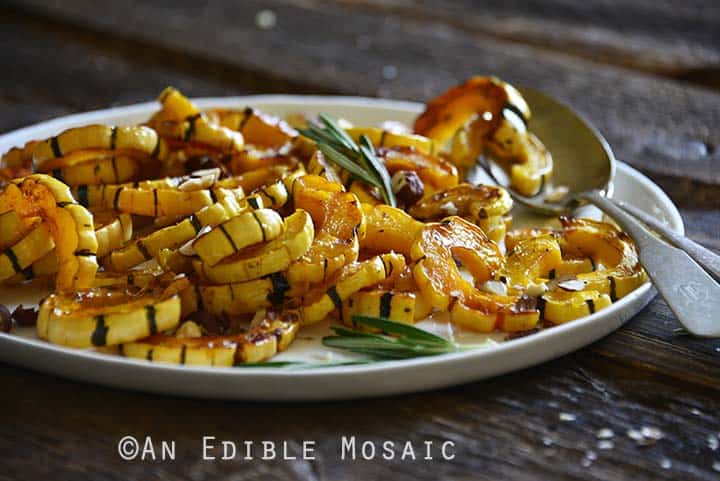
[475,88,616,215]
[477,88,720,337]
[521,88,615,197]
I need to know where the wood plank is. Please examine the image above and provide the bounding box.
[4,0,719,190]
[0,11,331,133]
[0,354,718,480]
[327,0,720,77]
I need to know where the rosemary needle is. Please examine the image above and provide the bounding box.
[298,114,397,207]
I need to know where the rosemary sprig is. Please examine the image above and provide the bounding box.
[234,360,374,369]
[322,315,485,359]
[298,114,397,207]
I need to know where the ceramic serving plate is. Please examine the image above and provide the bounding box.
[0,95,683,400]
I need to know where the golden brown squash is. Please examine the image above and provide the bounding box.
[0,174,98,290]
[360,203,424,257]
[408,183,512,223]
[379,146,459,193]
[413,76,528,146]
[411,216,540,332]
[287,175,364,286]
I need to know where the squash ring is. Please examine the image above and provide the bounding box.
[33,125,162,172]
[37,278,186,348]
[300,253,406,325]
[121,311,300,365]
[0,174,98,290]
[193,208,284,267]
[194,209,314,284]
[0,223,55,282]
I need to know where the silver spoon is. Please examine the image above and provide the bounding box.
[477,88,720,338]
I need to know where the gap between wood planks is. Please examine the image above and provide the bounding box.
[304,0,720,88]
[0,9,337,106]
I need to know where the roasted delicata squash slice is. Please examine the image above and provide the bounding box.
[505,227,553,252]
[32,125,163,172]
[540,290,612,325]
[41,153,141,186]
[503,235,563,288]
[414,76,528,146]
[215,178,289,212]
[14,249,63,283]
[228,148,298,175]
[218,164,293,192]
[1,140,36,179]
[300,253,406,325]
[180,274,291,317]
[379,147,459,193]
[194,209,314,284]
[91,269,159,289]
[415,76,552,196]
[475,214,510,245]
[95,212,133,258]
[0,222,55,282]
[243,179,289,210]
[152,87,200,123]
[499,217,645,325]
[37,277,187,348]
[372,265,433,321]
[342,290,416,325]
[71,183,215,217]
[483,118,552,196]
[411,216,504,310]
[287,188,364,286]
[0,174,98,290]
[5,212,133,283]
[409,183,512,220]
[346,127,438,156]
[105,200,236,271]
[360,203,423,257]
[135,168,222,191]
[207,107,298,148]
[0,209,35,249]
[193,208,285,267]
[552,257,595,278]
[121,310,300,365]
[557,217,646,301]
[449,291,539,333]
[411,216,539,332]
[289,173,344,197]
[154,114,245,153]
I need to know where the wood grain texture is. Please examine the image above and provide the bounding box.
[4,0,720,188]
[0,11,331,133]
[1,3,719,480]
[0,355,719,481]
[328,0,720,76]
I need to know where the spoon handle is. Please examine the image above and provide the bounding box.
[613,199,720,281]
[579,191,720,338]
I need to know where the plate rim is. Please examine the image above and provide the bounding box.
[0,95,684,395]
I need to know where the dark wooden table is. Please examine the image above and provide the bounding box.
[1,1,719,480]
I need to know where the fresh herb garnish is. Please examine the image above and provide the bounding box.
[233,360,374,369]
[321,315,492,359]
[298,114,397,207]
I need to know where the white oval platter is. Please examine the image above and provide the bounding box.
[0,95,683,400]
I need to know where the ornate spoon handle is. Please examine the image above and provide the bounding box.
[613,199,720,281]
[579,191,720,338]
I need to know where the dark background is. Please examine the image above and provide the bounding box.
[1,1,719,480]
